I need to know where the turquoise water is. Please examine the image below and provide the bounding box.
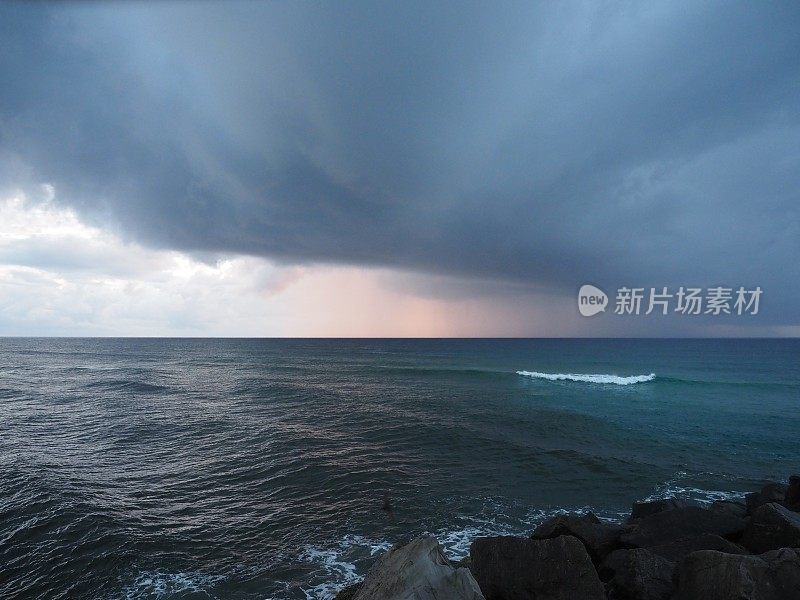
[0,338,798,598]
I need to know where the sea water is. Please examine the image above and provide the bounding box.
[1,338,798,598]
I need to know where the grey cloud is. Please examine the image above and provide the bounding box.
[1,1,799,327]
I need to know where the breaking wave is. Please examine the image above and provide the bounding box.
[516,370,656,385]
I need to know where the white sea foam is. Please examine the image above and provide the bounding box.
[643,471,747,505]
[120,570,225,599]
[297,535,392,599]
[516,370,656,385]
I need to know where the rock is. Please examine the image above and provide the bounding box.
[335,582,362,600]
[710,499,748,520]
[620,506,746,548]
[741,502,800,553]
[531,512,623,561]
[646,533,748,562]
[353,536,485,600]
[785,475,800,512]
[598,548,674,600]
[674,547,800,600]
[746,482,788,513]
[630,498,688,520]
[764,547,800,597]
[470,535,605,600]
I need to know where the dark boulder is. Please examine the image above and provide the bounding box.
[620,506,746,548]
[470,534,605,600]
[531,512,623,562]
[710,499,748,520]
[785,475,800,512]
[598,548,674,600]
[741,502,800,554]
[746,482,788,514]
[646,533,748,562]
[630,498,687,521]
[674,548,800,600]
[764,547,800,596]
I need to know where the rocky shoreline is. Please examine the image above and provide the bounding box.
[335,475,800,599]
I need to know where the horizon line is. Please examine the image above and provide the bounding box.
[0,335,797,341]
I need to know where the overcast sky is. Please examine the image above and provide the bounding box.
[1,1,799,336]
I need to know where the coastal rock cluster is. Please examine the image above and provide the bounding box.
[335,475,800,600]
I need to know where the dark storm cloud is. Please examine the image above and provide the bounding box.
[2,1,799,324]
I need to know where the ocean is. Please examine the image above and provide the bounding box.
[1,338,798,599]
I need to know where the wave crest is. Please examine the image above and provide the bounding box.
[516,370,656,385]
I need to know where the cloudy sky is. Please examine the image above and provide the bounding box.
[1,1,799,336]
